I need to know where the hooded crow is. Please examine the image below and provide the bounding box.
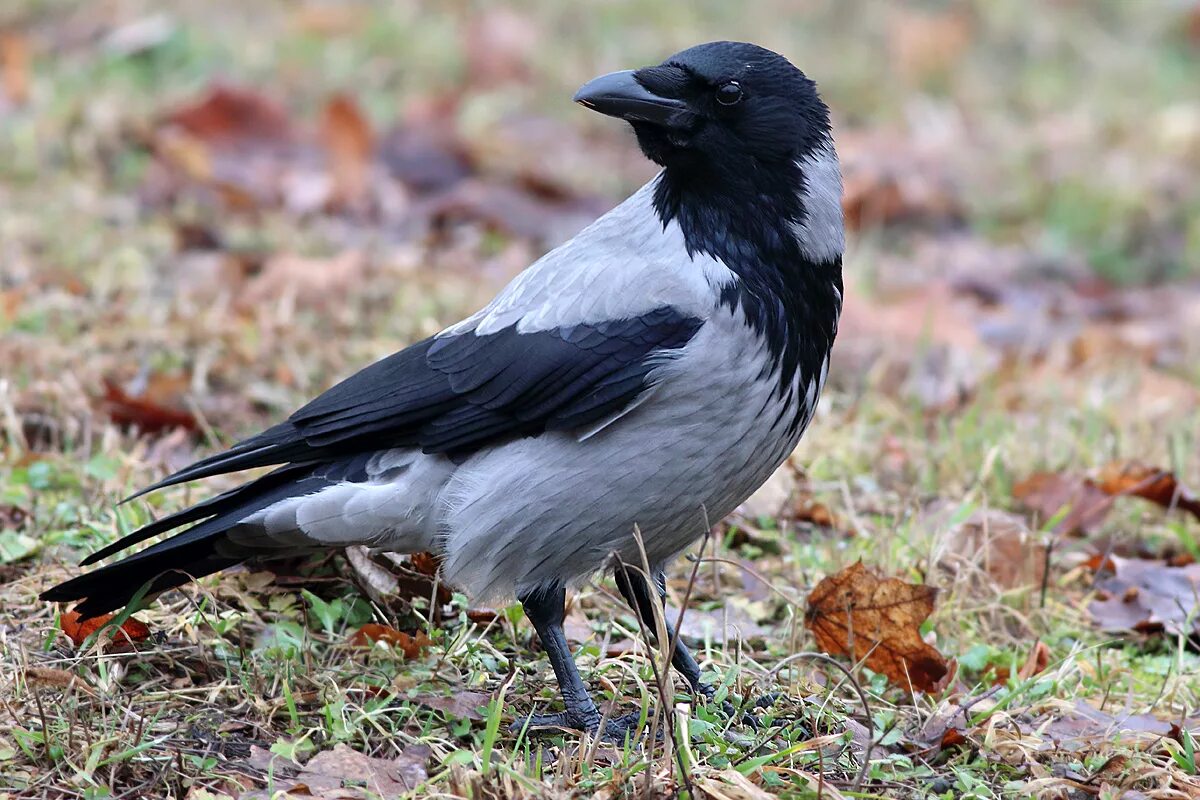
[43,41,843,739]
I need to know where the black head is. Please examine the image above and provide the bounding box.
[576,43,843,430]
[574,41,830,175]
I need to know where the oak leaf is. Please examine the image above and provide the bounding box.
[805,561,950,692]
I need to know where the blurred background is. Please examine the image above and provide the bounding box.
[2,0,1198,450]
[3,2,1200,795]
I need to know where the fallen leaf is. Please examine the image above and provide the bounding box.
[409,551,440,576]
[805,561,950,693]
[936,505,1047,590]
[1012,471,1112,535]
[463,7,539,88]
[916,685,1000,752]
[59,610,151,651]
[345,545,399,603]
[165,83,292,145]
[1018,640,1051,681]
[320,93,375,207]
[417,690,491,721]
[0,31,30,107]
[22,666,92,694]
[349,624,431,659]
[292,5,364,37]
[837,130,963,230]
[1096,460,1200,522]
[887,7,973,85]
[378,123,472,194]
[272,743,430,797]
[102,376,198,434]
[418,179,596,245]
[1088,556,1200,638]
[465,608,497,624]
[240,250,367,308]
[1034,700,1198,751]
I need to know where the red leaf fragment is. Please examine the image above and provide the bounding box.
[59,611,150,652]
[349,624,431,659]
[102,377,198,434]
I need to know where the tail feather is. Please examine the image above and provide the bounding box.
[85,463,315,566]
[42,460,347,619]
[41,537,241,619]
[120,422,306,502]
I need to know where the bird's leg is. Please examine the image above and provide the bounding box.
[516,583,644,741]
[613,566,710,694]
[614,565,749,718]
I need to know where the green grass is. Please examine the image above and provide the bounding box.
[2,0,1200,798]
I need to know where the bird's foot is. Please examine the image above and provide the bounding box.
[512,709,646,744]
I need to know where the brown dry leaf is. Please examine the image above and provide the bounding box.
[165,83,292,144]
[419,179,596,245]
[1,287,22,319]
[22,666,90,693]
[344,545,399,603]
[320,93,375,207]
[1096,460,1200,522]
[837,130,963,231]
[240,251,366,308]
[1034,700,1198,751]
[273,743,430,797]
[293,4,363,36]
[1088,556,1200,638]
[409,551,440,576]
[887,7,973,85]
[349,624,431,659]
[463,7,539,88]
[417,690,491,721]
[805,561,950,692]
[935,505,1047,590]
[59,610,151,652]
[0,31,30,107]
[1012,471,1112,535]
[1018,640,1051,681]
[101,375,198,434]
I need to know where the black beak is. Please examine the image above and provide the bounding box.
[574,70,694,129]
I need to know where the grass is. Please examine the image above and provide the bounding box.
[2,0,1200,798]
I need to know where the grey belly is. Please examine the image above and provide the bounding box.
[436,318,814,602]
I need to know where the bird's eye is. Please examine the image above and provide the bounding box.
[715,81,743,106]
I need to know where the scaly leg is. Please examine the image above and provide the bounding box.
[515,582,643,741]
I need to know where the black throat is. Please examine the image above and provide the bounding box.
[652,156,843,433]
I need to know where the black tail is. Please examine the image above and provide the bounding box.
[40,538,243,619]
[41,461,338,619]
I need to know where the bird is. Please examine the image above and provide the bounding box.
[42,40,844,741]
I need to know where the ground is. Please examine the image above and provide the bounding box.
[2,1,1200,799]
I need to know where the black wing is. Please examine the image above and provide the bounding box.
[130,306,704,498]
